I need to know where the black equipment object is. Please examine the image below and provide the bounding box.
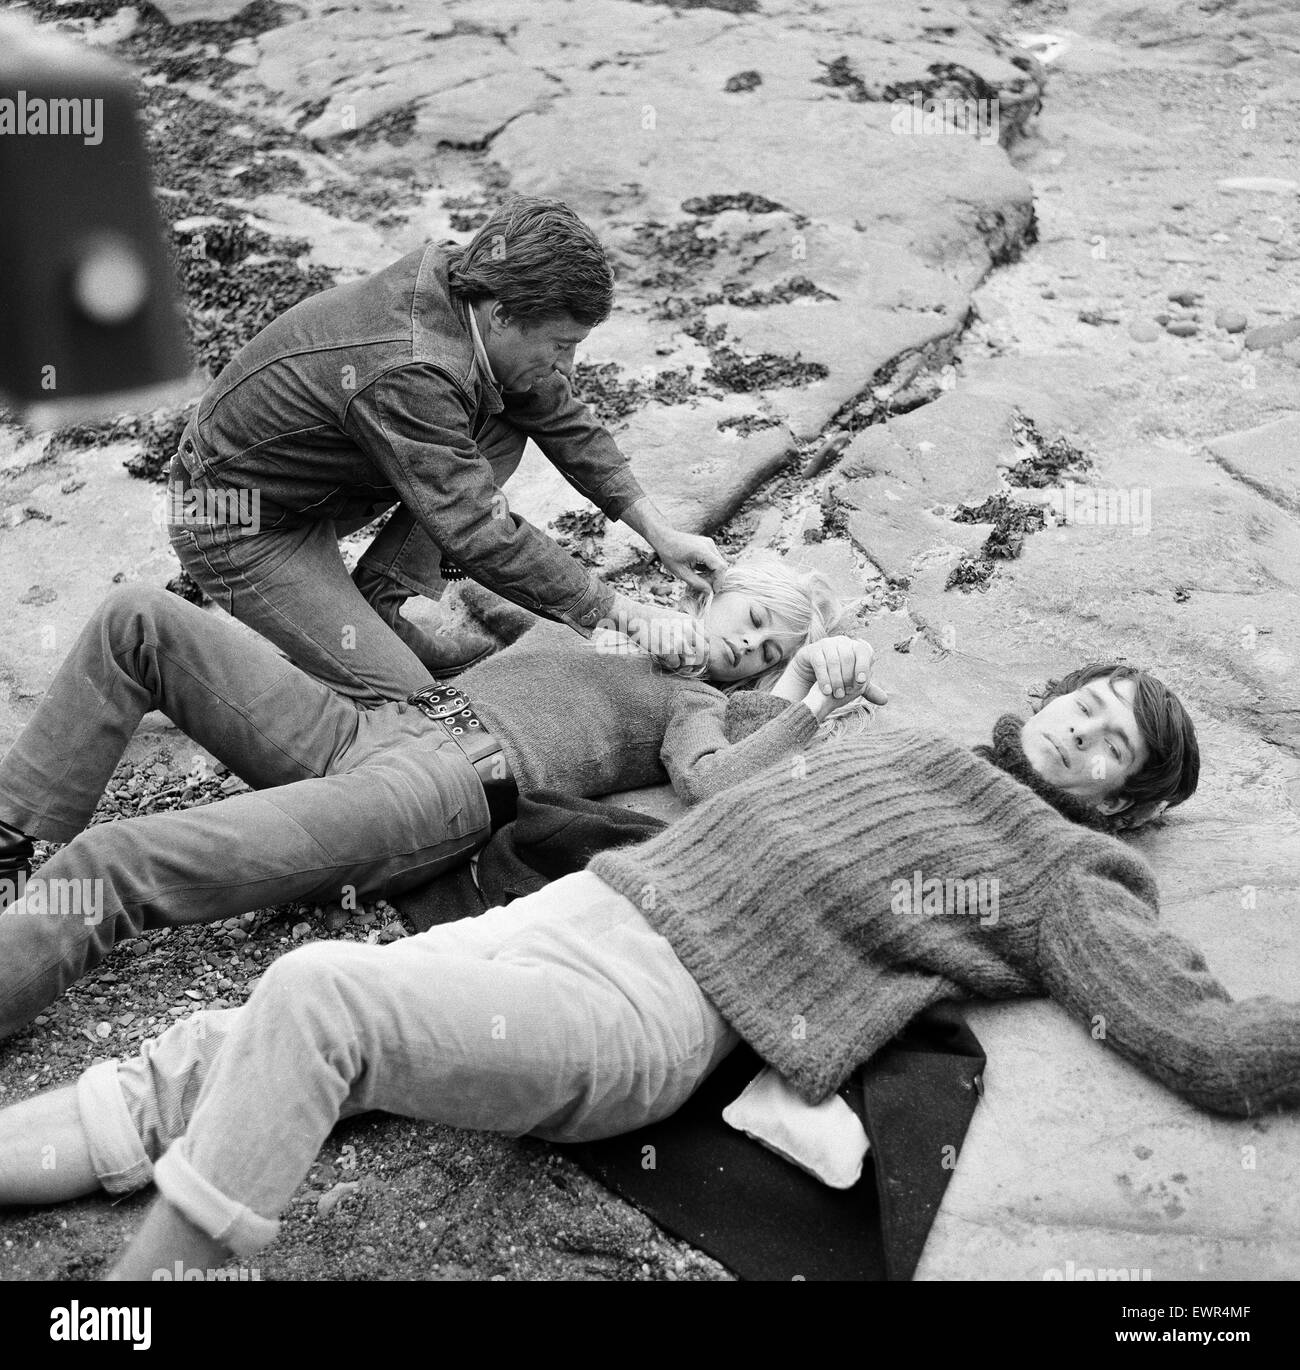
[0,15,191,415]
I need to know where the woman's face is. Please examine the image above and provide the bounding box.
[698,590,800,683]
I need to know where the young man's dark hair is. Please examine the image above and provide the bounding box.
[1036,662,1200,821]
[447,195,615,327]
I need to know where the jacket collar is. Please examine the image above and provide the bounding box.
[465,302,499,388]
[411,243,503,416]
[972,713,1112,832]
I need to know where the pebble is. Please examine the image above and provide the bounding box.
[1244,318,1300,350]
[1165,320,1198,337]
[1167,289,1201,306]
[1214,308,1248,333]
[1271,245,1300,261]
[1256,224,1285,243]
[1128,321,1161,343]
[291,920,313,940]
[1217,176,1299,195]
[317,1180,362,1219]
[1215,343,1240,361]
[324,905,350,932]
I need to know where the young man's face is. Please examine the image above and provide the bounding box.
[1021,674,1149,813]
[478,302,590,392]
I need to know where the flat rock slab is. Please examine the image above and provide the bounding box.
[213,0,1038,545]
[1217,176,1299,196]
[238,193,390,278]
[1206,412,1300,517]
[925,990,1300,1281]
[0,446,179,751]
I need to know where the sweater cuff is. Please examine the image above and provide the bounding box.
[764,700,821,749]
[724,690,813,741]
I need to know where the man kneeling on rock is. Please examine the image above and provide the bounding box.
[168,194,724,702]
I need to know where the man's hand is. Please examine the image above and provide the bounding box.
[650,528,727,594]
[606,594,712,670]
[620,498,728,594]
[776,636,888,722]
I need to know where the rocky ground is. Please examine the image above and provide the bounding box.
[1,0,1299,1282]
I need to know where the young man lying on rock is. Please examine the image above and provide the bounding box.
[5,656,1293,1283]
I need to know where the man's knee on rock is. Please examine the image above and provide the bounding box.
[99,582,180,644]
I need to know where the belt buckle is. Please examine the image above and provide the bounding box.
[410,684,468,722]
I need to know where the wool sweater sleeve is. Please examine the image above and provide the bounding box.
[659,686,821,805]
[1037,849,1300,1117]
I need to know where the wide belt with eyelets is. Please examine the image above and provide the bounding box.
[407,682,518,832]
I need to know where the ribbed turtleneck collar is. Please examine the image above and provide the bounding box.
[972,712,1113,832]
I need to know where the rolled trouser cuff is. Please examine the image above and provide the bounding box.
[153,1144,280,1258]
[76,1059,155,1195]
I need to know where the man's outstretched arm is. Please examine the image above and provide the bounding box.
[1037,860,1300,1117]
[502,373,726,592]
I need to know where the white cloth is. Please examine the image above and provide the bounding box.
[723,1066,870,1189]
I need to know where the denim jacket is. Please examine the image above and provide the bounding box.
[178,242,646,632]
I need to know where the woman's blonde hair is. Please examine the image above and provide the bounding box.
[673,555,840,692]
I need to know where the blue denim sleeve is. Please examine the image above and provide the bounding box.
[500,373,647,520]
[346,367,616,634]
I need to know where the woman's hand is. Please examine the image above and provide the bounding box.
[774,636,888,720]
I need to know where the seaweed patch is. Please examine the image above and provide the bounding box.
[946,491,1047,592]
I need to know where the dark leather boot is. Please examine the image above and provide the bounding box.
[0,830,33,911]
[454,581,540,648]
[353,566,498,677]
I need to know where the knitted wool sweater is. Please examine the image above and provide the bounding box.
[459,619,819,803]
[590,709,1300,1118]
